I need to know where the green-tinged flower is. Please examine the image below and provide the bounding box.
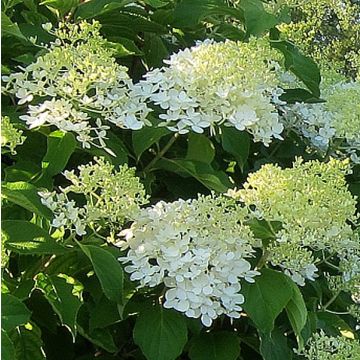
[231,158,358,285]
[2,21,151,149]
[282,79,360,162]
[326,245,360,300]
[301,332,360,360]
[136,38,290,145]
[118,194,259,326]
[40,157,148,236]
[1,116,25,154]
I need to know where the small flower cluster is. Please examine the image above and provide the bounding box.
[2,21,151,149]
[301,331,360,360]
[134,38,287,145]
[283,80,360,162]
[117,194,259,327]
[40,157,148,236]
[1,116,25,154]
[231,158,358,286]
[327,243,360,305]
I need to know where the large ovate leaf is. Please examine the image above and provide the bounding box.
[1,12,27,40]
[2,220,68,255]
[35,273,82,338]
[286,284,307,350]
[1,182,53,220]
[37,131,76,183]
[171,0,243,28]
[242,269,293,334]
[240,0,278,36]
[189,331,240,360]
[220,128,250,171]
[98,11,167,38]
[186,133,215,164]
[11,323,46,360]
[157,159,232,192]
[133,306,188,360]
[89,296,122,331]
[270,40,321,97]
[132,126,170,160]
[1,294,31,332]
[40,0,79,17]
[1,329,16,360]
[259,328,293,360]
[78,244,124,304]
[143,33,169,68]
[315,311,354,336]
[74,0,131,19]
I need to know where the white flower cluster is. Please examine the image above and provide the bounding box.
[2,21,151,149]
[231,158,358,286]
[40,191,87,235]
[283,79,360,162]
[40,157,148,236]
[134,38,287,145]
[117,194,259,327]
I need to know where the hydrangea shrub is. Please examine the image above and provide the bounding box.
[1,2,359,360]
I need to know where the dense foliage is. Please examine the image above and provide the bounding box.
[1,1,359,360]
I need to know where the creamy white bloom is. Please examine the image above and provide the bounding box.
[135,38,288,145]
[282,79,360,161]
[118,194,259,326]
[2,21,152,149]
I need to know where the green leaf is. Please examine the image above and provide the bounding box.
[1,12,27,40]
[172,0,243,28]
[242,269,293,334]
[74,0,131,19]
[89,295,122,331]
[270,40,321,97]
[247,219,279,241]
[240,0,278,36]
[157,159,232,192]
[78,325,117,353]
[259,328,293,360]
[35,273,82,338]
[132,127,170,160]
[4,160,41,183]
[1,182,53,219]
[189,331,240,360]
[107,39,143,57]
[1,329,16,360]
[286,284,307,350]
[78,244,124,304]
[315,311,354,336]
[186,133,215,164]
[2,220,68,255]
[98,11,167,38]
[143,33,169,68]
[1,294,31,332]
[40,0,79,16]
[280,88,323,104]
[133,306,188,360]
[221,128,250,171]
[143,0,169,7]
[38,131,76,182]
[11,323,45,360]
